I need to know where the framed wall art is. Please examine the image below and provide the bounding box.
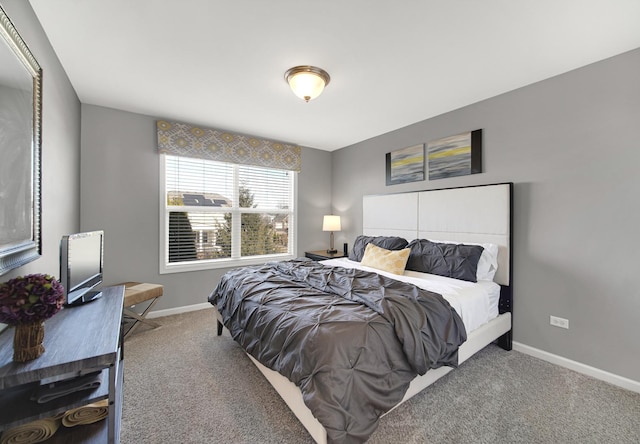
[427,129,482,180]
[385,144,425,185]
[0,6,43,276]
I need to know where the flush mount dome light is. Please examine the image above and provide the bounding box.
[285,65,330,102]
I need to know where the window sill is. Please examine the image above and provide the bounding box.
[159,253,296,274]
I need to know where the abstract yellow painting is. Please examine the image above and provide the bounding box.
[427,130,482,180]
[385,144,425,185]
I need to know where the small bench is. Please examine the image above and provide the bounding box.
[119,282,163,339]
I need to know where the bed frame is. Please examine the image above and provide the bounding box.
[214,182,513,443]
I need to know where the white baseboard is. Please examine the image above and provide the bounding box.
[513,341,640,394]
[146,302,212,319]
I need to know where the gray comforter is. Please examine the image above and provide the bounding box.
[209,259,466,443]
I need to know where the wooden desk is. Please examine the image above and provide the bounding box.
[0,285,124,443]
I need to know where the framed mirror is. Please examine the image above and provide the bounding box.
[0,6,43,276]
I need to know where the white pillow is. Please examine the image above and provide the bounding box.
[430,239,499,281]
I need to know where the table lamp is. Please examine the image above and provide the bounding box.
[322,215,341,254]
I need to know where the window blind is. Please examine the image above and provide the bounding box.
[162,155,294,270]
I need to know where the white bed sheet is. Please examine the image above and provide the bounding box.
[320,257,500,334]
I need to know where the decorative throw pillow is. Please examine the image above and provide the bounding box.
[348,235,409,262]
[405,239,484,282]
[360,243,411,275]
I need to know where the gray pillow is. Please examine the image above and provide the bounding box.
[405,239,484,282]
[349,235,409,262]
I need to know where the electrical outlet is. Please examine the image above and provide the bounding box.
[550,315,569,329]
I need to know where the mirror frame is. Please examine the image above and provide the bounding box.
[0,6,43,276]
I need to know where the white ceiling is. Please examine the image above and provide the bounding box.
[28,0,640,152]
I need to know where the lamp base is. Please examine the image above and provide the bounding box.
[326,249,338,254]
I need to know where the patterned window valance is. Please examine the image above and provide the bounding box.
[156,120,301,172]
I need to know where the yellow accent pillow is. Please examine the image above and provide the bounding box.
[360,243,411,275]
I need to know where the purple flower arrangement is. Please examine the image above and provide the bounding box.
[0,274,65,325]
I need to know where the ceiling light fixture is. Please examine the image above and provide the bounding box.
[285,65,330,102]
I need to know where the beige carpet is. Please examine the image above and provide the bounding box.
[121,308,640,443]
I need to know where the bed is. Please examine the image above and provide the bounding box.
[209,182,513,443]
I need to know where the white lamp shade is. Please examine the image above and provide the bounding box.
[289,72,326,101]
[285,66,331,102]
[322,215,341,232]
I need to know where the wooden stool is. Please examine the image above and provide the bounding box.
[120,282,163,339]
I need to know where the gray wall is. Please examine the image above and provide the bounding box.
[80,104,332,311]
[5,0,637,385]
[332,48,640,382]
[1,1,81,280]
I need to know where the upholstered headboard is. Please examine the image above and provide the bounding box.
[363,183,512,286]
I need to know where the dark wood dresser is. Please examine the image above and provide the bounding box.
[0,285,125,443]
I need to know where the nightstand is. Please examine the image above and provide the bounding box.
[305,250,347,261]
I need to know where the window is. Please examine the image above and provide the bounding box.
[160,154,296,273]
